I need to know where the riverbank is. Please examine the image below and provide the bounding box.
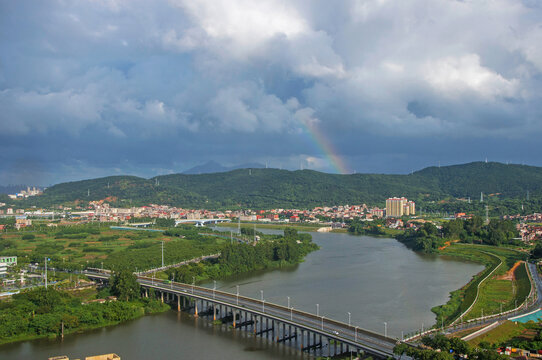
[0,287,170,346]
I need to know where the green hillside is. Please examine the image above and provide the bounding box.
[6,162,542,210]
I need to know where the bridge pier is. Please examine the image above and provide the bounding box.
[194,299,198,317]
[177,294,181,312]
[319,335,322,356]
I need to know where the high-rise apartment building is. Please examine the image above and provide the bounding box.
[385,198,415,217]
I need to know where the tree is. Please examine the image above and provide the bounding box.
[532,242,542,259]
[284,227,298,239]
[111,270,140,301]
[442,219,464,238]
[155,218,175,228]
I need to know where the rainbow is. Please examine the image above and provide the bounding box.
[300,119,351,175]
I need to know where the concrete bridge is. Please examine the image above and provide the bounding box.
[175,218,231,227]
[86,271,399,358]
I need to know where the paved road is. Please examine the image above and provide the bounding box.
[87,272,398,357]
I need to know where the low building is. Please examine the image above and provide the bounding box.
[48,354,120,360]
[86,354,121,360]
[0,256,17,267]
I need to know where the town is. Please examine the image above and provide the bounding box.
[2,196,542,243]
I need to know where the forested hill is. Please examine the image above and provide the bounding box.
[8,162,542,209]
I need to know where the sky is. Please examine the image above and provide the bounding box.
[1,0,542,185]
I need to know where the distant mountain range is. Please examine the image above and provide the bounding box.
[3,162,541,211]
[182,161,265,174]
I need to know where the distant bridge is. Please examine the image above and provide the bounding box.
[175,218,231,227]
[86,271,399,358]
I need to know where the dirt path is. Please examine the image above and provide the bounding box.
[439,239,460,251]
[496,261,523,281]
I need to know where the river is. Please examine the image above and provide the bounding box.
[0,228,483,360]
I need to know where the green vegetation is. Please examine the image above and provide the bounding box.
[467,321,530,348]
[110,270,140,301]
[467,320,542,354]
[442,217,519,246]
[0,286,169,345]
[395,334,507,359]
[395,222,444,252]
[348,219,388,236]
[396,217,520,254]
[164,228,318,283]
[0,223,318,277]
[6,162,542,211]
[0,224,231,272]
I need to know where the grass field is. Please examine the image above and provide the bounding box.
[463,247,530,320]
[432,244,530,325]
[0,225,225,272]
[467,321,528,347]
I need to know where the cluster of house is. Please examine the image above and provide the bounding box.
[502,213,542,243]
[6,186,42,199]
[517,223,542,242]
[70,202,393,224]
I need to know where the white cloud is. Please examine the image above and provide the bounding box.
[424,54,519,98]
[208,82,313,133]
[172,0,308,54]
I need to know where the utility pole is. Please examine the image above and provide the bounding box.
[161,241,164,267]
[485,205,489,224]
[480,192,484,202]
[44,257,48,290]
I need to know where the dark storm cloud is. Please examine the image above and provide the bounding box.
[1,0,542,184]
